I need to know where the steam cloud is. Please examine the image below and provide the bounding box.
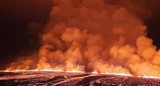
[7,0,160,76]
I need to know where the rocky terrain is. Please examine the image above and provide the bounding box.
[0,71,160,86]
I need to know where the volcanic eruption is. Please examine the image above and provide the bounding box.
[5,0,160,78]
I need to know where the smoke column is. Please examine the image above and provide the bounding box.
[7,0,160,77]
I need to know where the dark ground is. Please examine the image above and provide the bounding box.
[0,71,160,86]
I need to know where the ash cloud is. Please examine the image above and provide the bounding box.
[6,0,160,76]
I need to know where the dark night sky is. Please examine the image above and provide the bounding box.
[0,0,160,69]
[145,0,160,49]
[0,0,53,69]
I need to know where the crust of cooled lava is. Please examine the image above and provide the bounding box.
[0,71,160,86]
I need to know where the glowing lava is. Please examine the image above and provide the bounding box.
[2,70,160,79]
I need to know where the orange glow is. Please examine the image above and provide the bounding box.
[5,0,160,79]
[100,72,132,76]
[66,70,85,73]
[137,75,160,79]
[2,70,160,79]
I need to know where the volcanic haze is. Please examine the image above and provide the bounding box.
[6,0,160,77]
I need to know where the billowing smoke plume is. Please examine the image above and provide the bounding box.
[7,0,160,77]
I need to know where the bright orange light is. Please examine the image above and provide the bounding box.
[2,70,160,79]
[137,75,160,79]
[66,70,85,73]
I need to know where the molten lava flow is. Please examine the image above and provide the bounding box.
[6,0,160,78]
[3,70,160,79]
[138,75,160,79]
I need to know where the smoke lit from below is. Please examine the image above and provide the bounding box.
[6,0,160,78]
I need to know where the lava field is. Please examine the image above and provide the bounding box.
[0,71,160,86]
